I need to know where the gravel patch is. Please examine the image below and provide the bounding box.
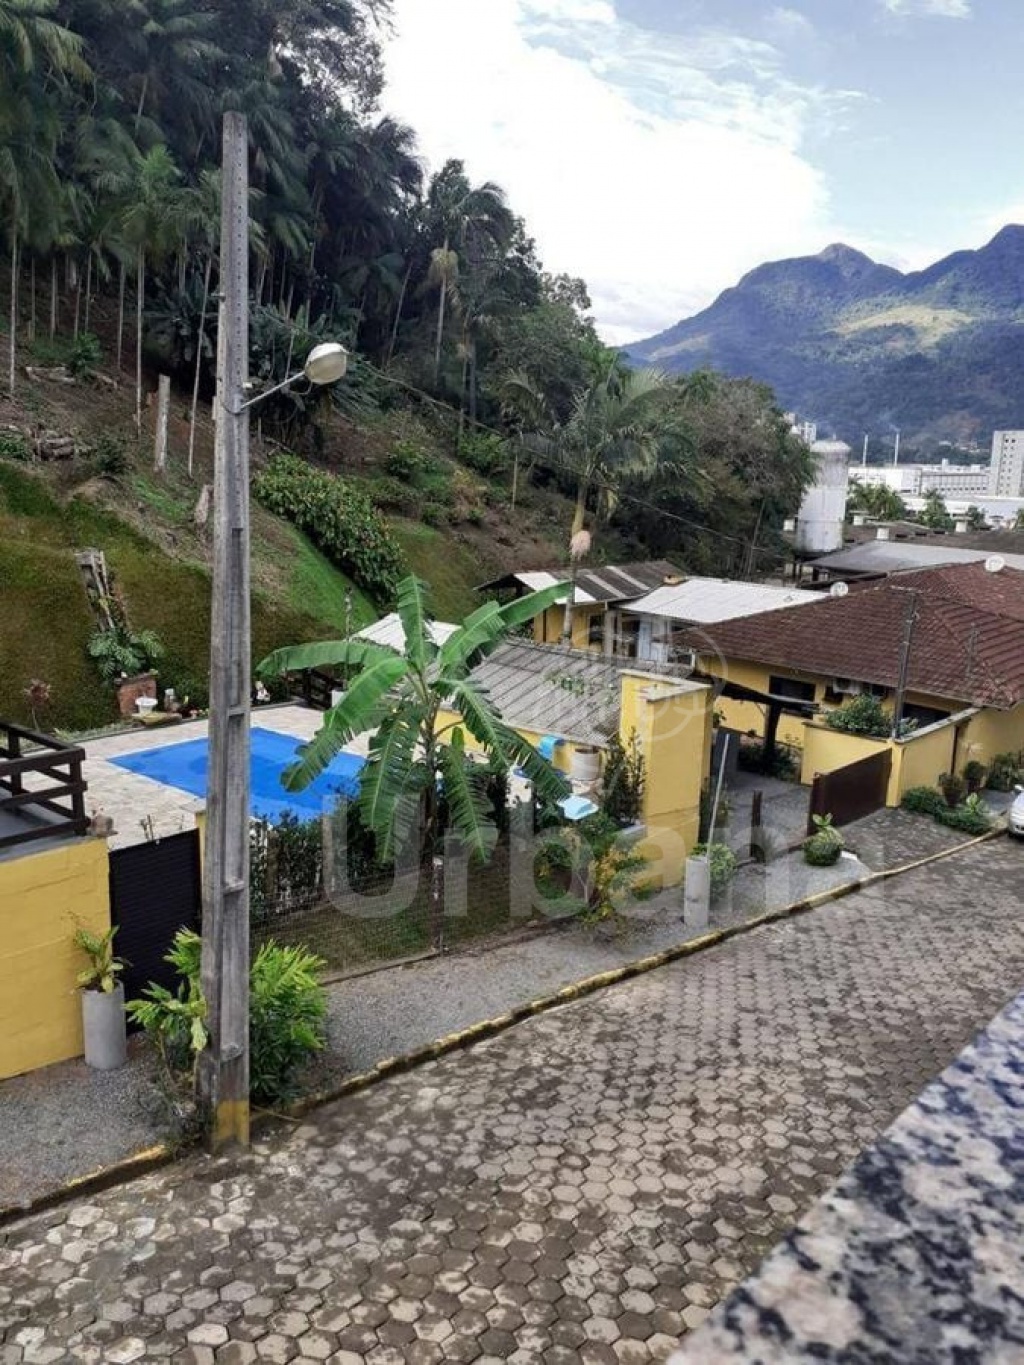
[0,1038,163,1212]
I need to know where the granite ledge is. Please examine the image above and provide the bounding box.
[671,989,1024,1363]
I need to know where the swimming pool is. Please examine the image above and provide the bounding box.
[111,727,365,824]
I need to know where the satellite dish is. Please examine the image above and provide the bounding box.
[830,581,850,598]
[985,555,1006,574]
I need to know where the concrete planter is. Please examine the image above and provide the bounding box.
[81,983,127,1070]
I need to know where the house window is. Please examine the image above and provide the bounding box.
[587,614,604,648]
[768,675,816,706]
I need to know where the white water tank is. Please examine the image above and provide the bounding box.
[796,441,850,555]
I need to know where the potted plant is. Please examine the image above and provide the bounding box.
[74,926,128,1070]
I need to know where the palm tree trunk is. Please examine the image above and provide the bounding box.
[28,255,36,344]
[433,277,447,385]
[432,238,449,385]
[571,480,588,536]
[469,340,478,426]
[134,73,149,136]
[188,250,213,478]
[49,257,57,339]
[135,250,145,434]
[8,227,18,398]
[83,254,93,335]
[72,259,81,340]
[385,260,412,370]
[457,339,469,442]
[116,261,126,371]
[256,254,267,306]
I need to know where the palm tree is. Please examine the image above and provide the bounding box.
[423,160,514,384]
[503,362,676,535]
[120,144,194,432]
[258,577,570,926]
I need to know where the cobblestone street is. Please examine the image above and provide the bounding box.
[3,840,1024,1365]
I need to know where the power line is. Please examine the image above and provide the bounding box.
[351,356,798,570]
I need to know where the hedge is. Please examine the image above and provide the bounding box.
[253,454,406,607]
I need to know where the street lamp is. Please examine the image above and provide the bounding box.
[198,111,348,1151]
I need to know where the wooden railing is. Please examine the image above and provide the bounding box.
[0,721,89,851]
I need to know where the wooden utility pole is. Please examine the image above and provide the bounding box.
[197,111,251,1150]
[153,374,171,473]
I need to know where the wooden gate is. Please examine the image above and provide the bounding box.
[109,830,202,1019]
[807,749,892,833]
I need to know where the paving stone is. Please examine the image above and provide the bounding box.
[3,845,1024,1364]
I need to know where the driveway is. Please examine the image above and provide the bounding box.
[2,839,1023,1364]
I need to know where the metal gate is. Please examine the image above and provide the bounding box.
[807,749,892,833]
[109,830,202,1017]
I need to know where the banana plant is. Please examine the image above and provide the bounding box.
[258,576,570,875]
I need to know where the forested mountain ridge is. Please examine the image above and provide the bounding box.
[626,227,1024,449]
[0,0,817,729]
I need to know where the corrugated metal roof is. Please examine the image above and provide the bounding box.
[812,542,1024,576]
[627,577,819,624]
[476,560,681,605]
[355,613,459,652]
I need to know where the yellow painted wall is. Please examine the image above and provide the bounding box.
[800,723,896,801]
[897,722,958,794]
[698,657,818,749]
[0,838,111,1080]
[533,604,604,652]
[960,706,1024,770]
[802,715,969,807]
[620,673,712,886]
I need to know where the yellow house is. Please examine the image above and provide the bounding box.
[684,561,1024,793]
[436,638,714,886]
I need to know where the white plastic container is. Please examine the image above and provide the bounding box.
[135,696,158,716]
[570,746,601,785]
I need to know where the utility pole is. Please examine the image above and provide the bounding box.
[197,111,251,1150]
[891,590,919,740]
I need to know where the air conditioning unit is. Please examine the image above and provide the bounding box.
[670,647,697,673]
[831,677,863,696]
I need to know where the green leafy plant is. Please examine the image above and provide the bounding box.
[737,739,799,780]
[126,929,208,1075]
[67,332,102,378]
[826,694,895,738]
[73,926,125,993]
[385,440,432,480]
[127,929,328,1106]
[0,433,29,462]
[91,433,132,478]
[88,623,164,683]
[249,941,328,1104]
[253,454,407,607]
[938,771,967,809]
[988,752,1023,793]
[962,760,987,795]
[901,786,947,817]
[691,841,737,898]
[458,432,506,476]
[803,812,845,867]
[601,729,646,826]
[935,798,993,837]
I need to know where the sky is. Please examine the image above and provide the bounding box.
[380,0,1024,345]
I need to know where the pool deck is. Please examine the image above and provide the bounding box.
[69,704,370,849]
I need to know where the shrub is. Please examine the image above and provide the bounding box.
[363,475,418,515]
[691,841,737,898]
[826,694,894,738]
[127,928,327,1106]
[0,432,29,462]
[254,454,407,606]
[902,786,946,817]
[938,771,967,808]
[68,332,102,378]
[459,432,507,476]
[385,440,432,481]
[421,501,448,527]
[90,433,131,478]
[988,752,1023,792]
[803,813,844,866]
[935,796,993,837]
[737,740,798,780]
[962,760,987,794]
[602,729,645,826]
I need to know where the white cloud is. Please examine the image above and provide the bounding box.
[382,1,855,343]
[882,0,971,18]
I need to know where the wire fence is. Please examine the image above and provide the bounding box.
[249,805,580,975]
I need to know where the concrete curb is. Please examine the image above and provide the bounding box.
[0,827,1003,1229]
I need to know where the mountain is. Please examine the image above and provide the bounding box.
[626,227,1024,450]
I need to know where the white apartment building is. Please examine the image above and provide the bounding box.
[989,430,1024,497]
[851,461,992,499]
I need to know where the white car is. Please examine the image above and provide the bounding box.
[1010,787,1024,838]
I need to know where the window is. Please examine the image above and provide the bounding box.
[768,675,816,705]
[587,613,604,648]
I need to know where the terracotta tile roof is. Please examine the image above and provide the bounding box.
[687,562,1024,709]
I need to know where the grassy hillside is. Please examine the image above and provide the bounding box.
[0,334,579,733]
